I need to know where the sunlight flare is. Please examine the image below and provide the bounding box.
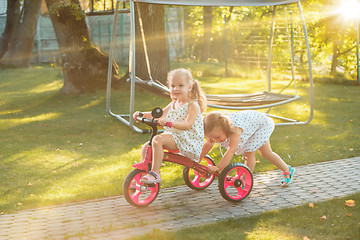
[338,0,360,20]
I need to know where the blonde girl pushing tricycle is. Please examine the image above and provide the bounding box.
[200,110,295,186]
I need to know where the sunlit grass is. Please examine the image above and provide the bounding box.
[1,112,60,129]
[0,64,359,214]
[78,97,104,109]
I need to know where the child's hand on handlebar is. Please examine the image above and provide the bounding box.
[157,118,168,127]
[208,165,220,174]
[133,111,141,122]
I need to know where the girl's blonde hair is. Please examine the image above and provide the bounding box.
[204,112,237,136]
[168,68,207,113]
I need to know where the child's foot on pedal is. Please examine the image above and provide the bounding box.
[141,171,162,184]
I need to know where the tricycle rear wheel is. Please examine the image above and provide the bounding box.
[182,156,215,190]
[218,162,253,202]
[123,169,160,207]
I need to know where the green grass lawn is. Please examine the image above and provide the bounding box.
[0,64,359,216]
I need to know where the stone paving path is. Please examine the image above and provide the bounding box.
[1,157,359,240]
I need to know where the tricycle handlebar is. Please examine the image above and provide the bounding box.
[135,108,163,141]
[136,114,158,128]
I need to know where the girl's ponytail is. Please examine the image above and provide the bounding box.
[190,79,207,113]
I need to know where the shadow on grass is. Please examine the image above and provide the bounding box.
[1,65,359,213]
[0,67,169,212]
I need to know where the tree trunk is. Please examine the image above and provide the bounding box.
[124,2,168,85]
[0,0,21,59]
[201,6,212,62]
[183,7,193,58]
[1,0,41,67]
[330,38,339,76]
[45,0,120,95]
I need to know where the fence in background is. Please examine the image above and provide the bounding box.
[0,7,184,65]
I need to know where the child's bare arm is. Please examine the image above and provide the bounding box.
[160,102,172,119]
[209,132,241,173]
[162,102,199,130]
[199,140,214,162]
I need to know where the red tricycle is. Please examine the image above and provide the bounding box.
[122,108,253,207]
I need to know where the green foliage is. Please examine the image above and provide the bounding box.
[305,0,358,78]
[178,1,359,82]
[49,0,85,21]
[91,0,115,12]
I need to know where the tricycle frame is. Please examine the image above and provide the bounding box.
[122,109,253,207]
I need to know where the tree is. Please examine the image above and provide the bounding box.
[0,0,42,67]
[302,0,359,78]
[121,2,169,86]
[45,0,120,94]
[201,6,212,62]
[316,13,357,76]
[0,0,20,59]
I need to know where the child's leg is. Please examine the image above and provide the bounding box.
[243,151,256,172]
[143,134,178,181]
[258,140,290,175]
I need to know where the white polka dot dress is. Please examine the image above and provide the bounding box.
[220,110,275,155]
[164,101,204,161]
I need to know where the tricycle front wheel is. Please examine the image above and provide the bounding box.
[123,169,160,207]
[218,162,253,202]
[182,156,215,190]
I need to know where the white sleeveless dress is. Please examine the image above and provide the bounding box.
[164,101,204,161]
[220,110,275,155]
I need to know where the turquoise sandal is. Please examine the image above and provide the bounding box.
[281,165,295,186]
